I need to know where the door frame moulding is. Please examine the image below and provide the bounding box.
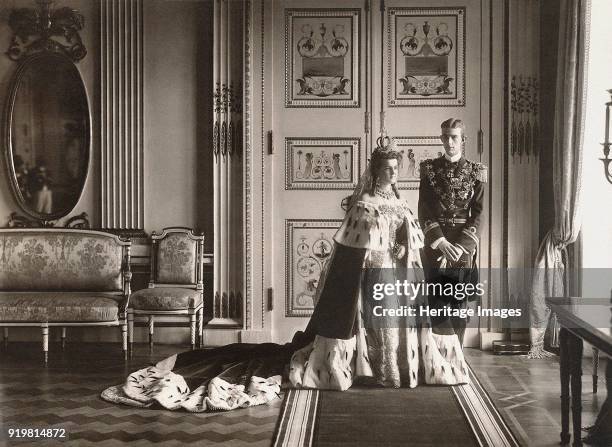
[479,0,506,347]
[236,0,271,344]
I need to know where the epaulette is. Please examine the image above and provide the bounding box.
[473,162,488,183]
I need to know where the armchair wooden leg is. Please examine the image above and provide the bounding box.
[592,347,599,394]
[148,316,155,349]
[61,327,67,350]
[190,313,196,350]
[127,310,134,350]
[197,308,204,348]
[3,327,8,349]
[41,324,49,365]
[121,323,128,359]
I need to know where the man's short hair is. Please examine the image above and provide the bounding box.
[441,118,466,135]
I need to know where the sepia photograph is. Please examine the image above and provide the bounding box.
[0,0,611,446]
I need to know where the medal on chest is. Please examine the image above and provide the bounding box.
[431,163,475,205]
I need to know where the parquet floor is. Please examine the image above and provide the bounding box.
[0,342,280,446]
[465,348,605,447]
[1,343,607,447]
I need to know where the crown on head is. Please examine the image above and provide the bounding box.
[371,133,401,166]
[374,131,398,154]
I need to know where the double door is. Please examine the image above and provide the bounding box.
[266,0,491,345]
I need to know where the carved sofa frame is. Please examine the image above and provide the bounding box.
[0,228,131,362]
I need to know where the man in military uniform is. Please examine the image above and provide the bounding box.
[418,118,487,345]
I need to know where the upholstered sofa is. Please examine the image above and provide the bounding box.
[0,228,132,362]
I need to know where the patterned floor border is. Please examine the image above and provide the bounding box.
[272,389,319,447]
[451,364,521,447]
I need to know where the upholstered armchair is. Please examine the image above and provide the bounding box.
[128,228,204,350]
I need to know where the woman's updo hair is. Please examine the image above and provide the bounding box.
[369,147,401,199]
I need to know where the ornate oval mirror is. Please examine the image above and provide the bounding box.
[5,52,90,222]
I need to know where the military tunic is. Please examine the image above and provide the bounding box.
[417,155,487,343]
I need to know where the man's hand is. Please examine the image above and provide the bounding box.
[438,239,462,262]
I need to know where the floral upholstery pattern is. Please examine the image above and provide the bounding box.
[130,287,202,311]
[156,234,197,284]
[0,293,120,322]
[0,232,124,291]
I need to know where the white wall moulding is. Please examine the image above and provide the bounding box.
[100,0,144,231]
[211,0,245,328]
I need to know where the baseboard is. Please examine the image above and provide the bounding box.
[464,327,480,348]
[479,331,505,350]
[202,328,240,346]
[508,331,529,341]
[239,330,272,343]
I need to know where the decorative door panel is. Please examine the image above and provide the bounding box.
[387,6,466,107]
[285,219,342,317]
[270,0,367,343]
[284,9,361,108]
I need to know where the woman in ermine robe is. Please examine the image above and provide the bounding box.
[102,145,468,413]
[290,147,468,390]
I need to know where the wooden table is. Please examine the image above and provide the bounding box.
[546,298,612,447]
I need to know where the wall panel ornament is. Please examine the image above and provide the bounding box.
[285,219,341,317]
[387,7,465,107]
[213,83,243,159]
[285,9,360,108]
[510,75,539,161]
[285,138,360,190]
[392,136,444,189]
